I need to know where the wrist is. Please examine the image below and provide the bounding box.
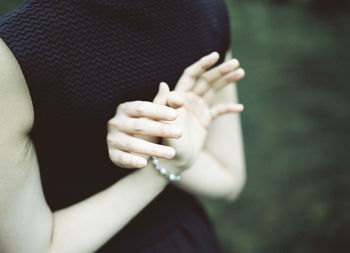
[137,159,170,187]
[152,157,187,175]
[151,156,182,182]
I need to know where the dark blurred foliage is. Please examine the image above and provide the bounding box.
[271,0,350,11]
[202,0,350,253]
[0,0,23,15]
[1,1,349,253]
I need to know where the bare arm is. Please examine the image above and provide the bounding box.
[0,38,173,253]
[171,50,246,201]
[0,37,53,253]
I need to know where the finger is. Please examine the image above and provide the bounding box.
[122,100,177,121]
[192,59,240,95]
[210,103,244,119]
[167,91,185,108]
[213,68,245,91]
[175,51,220,92]
[202,68,245,104]
[155,82,184,109]
[109,116,183,138]
[108,148,147,169]
[153,82,170,105]
[108,132,176,159]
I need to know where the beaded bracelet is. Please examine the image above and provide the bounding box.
[151,156,181,181]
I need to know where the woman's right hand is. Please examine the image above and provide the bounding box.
[106,96,183,169]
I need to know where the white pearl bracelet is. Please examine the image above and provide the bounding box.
[151,156,181,181]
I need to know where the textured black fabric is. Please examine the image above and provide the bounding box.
[0,0,230,252]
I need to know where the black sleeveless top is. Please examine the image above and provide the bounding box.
[0,0,230,252]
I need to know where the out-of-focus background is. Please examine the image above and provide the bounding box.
[1,0,349,252]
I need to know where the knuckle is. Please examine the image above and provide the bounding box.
[113,137,123,149]
[107,147,113,157]
[124,140,135,151]
[107,119,113,129]
[107,118,117,129]
[199,75,209,84]
[106,135,114,145]
[117,102,126,113]
[135,102,146,115]
[199,59,209,70]
[132,119,143,132]
[183,67,192,77]
[108,132,124,147]
[109,117,122,130]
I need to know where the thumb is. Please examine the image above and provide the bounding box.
[153,82,170,105]
[167,91,185,109]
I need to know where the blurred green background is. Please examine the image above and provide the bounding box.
[1,0,349,252]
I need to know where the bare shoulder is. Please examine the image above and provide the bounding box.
[0,37,34,140]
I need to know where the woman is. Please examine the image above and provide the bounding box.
[0,0,246,252]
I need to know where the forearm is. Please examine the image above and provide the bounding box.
[1,156,169,253]
[49,162,168,253]
[170,148,245,201]
[171,74,247,201]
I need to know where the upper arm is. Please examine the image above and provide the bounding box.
[0,38,52,253]
[0,37,34,141]
[204,49,246,186]
[0,37,37,198]
[0,37,36,195]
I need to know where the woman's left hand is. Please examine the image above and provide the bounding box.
[156,52,245,170]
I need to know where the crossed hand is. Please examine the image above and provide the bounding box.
[107,52,245,173]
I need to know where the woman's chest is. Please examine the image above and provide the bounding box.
[6,0,229,126]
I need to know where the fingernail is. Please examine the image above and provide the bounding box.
[161,82,171,93]
[138,158,147,167]
[227,58,239,66]
[167,110,177,120]
[172,127,182,137]
[165,148,176,158]
[221,59,239,73]
[210,51,219,58]
[159,82,165,91]
[237,68,245,76]
[230,58,239,64]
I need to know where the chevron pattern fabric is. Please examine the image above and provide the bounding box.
[0,0,230,251]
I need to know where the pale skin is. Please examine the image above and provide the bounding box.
[107,51,246,199]
[0,35,245,253]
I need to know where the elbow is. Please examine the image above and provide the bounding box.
[223,166,247,202]
[47,214,56,253]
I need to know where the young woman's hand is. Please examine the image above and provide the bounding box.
[106,95,183,169]
[156,52,245,171]
[106,51,245,171]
